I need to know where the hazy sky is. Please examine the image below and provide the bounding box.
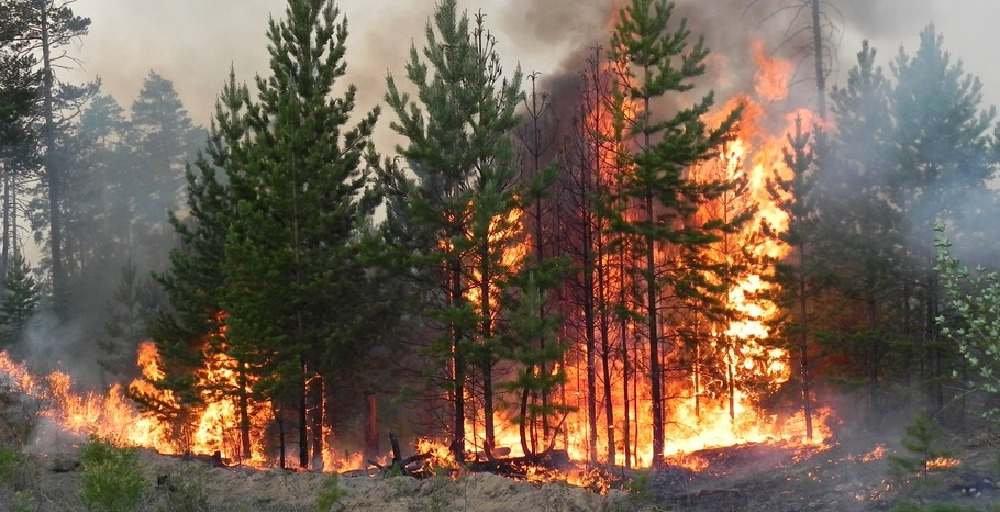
[64,1,999,139]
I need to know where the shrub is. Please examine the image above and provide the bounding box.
[79,438,146,512]
[315,473,344,511]
[155,471,210,512]
[889,414,950,480]
[0,445,22,483]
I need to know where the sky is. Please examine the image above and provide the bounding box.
[63,1,1000,139]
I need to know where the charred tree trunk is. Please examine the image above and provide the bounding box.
[581,163,599,466]
[798,241,814,440]
[238,360,251,463]
[298,361,308,468]
[520,386,531,457]
[644,186,664,465]
[311,375,324,467]
[597,238,615,466]
[479,237,495,459]
[277,406,287,469]
[450,256,466,462]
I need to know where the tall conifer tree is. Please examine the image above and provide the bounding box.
[608,0,739,466]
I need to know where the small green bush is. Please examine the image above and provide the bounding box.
[889,414,950,480]
[0,445,22,483]
[315,473,344,511]
[155,472,210,512]
[79,438,146,512]
[11,490,36,512]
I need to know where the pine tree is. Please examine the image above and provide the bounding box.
[0,250,38,348]
[822,41,903,426]
[99,258,157,386]
[768,117,820,440]
[608,0,740,466]
[0,26,37,280]
[138,70,249,446]
[128,71,199,262]
[5,0,91,317]
[891,25,997,415]
[888,413,950,480]
[383,0,522,461]
[222,0,379,469]
[497,262,570,457]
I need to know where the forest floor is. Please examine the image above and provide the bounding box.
[0,431,997,512]
[1,382,998,512]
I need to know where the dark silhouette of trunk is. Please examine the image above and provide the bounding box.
[450,256,466,462]
[311,375,324,467]
[581,157,598,466]
[364,393,379,460]
[597,228,615,465]
[479,236,495,459]
[277,406,286,469]
[640,89,665,466]
[798,241,813,440]
[298,360,308,468]
[621,313,631,468]
[40,7,66,317]
[1,167,11,277]
[811,0,827,119]
[520,386,531,457]
[727,342,736,427]
[523,74,551,441]
[238,360,251,463]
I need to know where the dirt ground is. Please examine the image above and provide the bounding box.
[0,435,997,512]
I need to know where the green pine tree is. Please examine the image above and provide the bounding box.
[0,250,39,348]
[138,70,249,446]
[820,41,905,426]
[608,0,740,466]
[891,25,997,415]
[99,258,158,386]
[382,0,523,461]
[888,413,950,480]
[767,116,821,441]
[222,0,379,469]
[128,71,200,268]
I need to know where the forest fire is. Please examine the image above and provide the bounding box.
[0,33,835,488]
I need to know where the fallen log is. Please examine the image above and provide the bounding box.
[467,449,573,477]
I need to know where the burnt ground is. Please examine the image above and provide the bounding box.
[0,435,996,512]
[643,436,999,512]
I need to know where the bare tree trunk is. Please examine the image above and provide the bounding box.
[479,238,495,459]
[238,360,251,463]
[41,6,66,317]
[364,393,379,460]
[798,242,814,440]
[298,360,308,468]
[277,406,286,469]
[582,178,599,466]
[1,167,11,277]
[811,0,827,119]
[311,375,324,468]
[450,257,466,462]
